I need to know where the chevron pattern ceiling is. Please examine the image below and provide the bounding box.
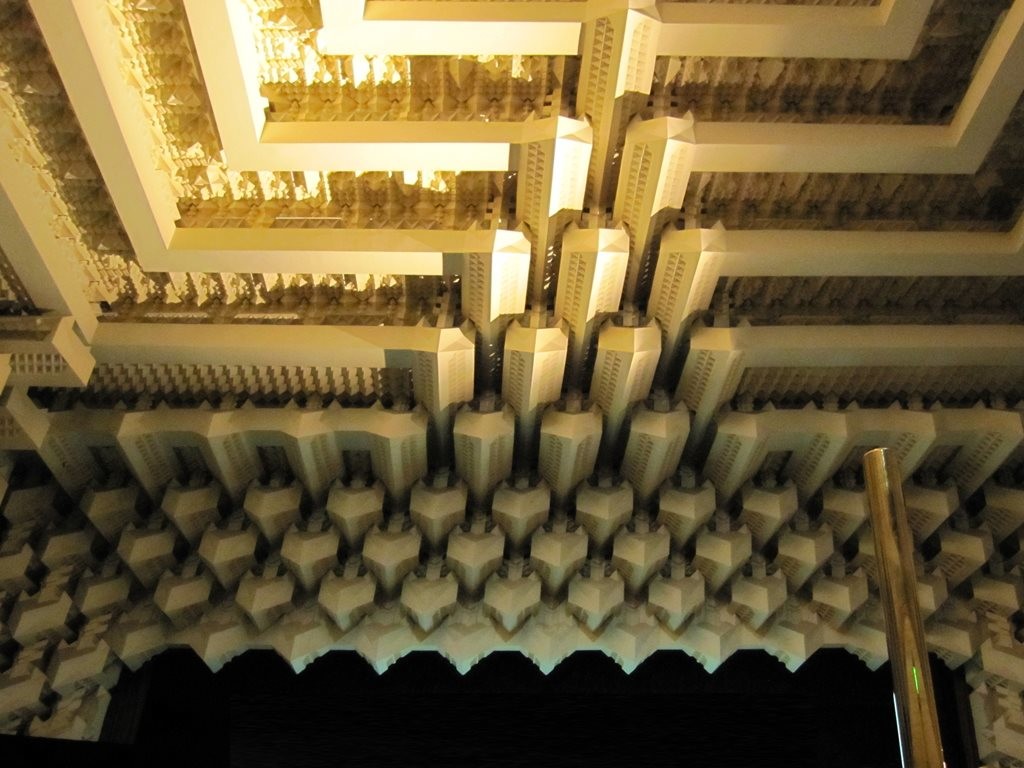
[0,0,1022,758]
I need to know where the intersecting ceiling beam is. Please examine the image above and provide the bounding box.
[316,0,935,59]
[28,0,1024,283]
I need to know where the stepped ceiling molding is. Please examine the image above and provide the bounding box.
[1,0,1024,758]
[0,0,1021,308]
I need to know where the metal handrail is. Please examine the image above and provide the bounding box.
[863,448,946,768]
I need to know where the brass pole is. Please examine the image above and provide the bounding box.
[862,448,946,768]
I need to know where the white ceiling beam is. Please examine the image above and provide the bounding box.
[185,0,530,172]
[32,0,1024,283]
[315,0,935,60]
[688,324,1024,369]
[91,323,472,370]
[0,114,99,338]
[689,0,1024,174]
[34,0,541,275]
[702,227,1024,277]
[657,0,933,59]
[318,0,583,55]
[160,228,529,275]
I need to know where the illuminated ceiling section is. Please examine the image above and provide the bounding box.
[18,0,1024,286]
[0,0,1023,756]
